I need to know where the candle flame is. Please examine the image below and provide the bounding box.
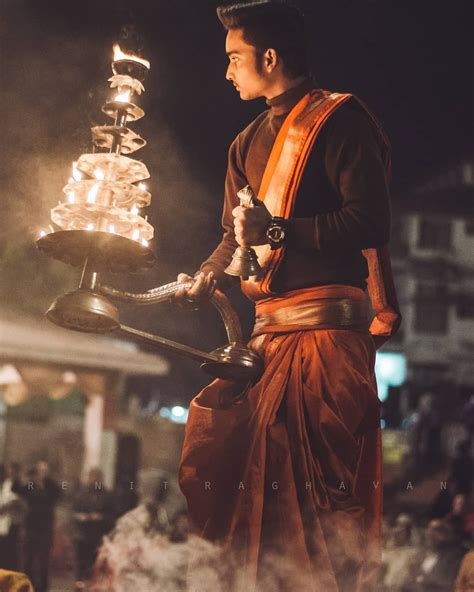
[138,182,147,191]
[141,238,149,247]
[87,184,99,204]
[113,44,150,69]
[40,230,47,238]
[86,223,94,231]
[94,169,105,180]
[115,90,131,103]
[72,162,82,181]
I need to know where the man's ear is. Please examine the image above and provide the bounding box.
[264,48,278,73]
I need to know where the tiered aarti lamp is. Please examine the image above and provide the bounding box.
[37,45,262,382]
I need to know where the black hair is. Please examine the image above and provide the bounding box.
[217,1,309,78]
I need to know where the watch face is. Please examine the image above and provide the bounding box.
[268,225,285,242]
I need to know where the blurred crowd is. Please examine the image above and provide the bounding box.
[0,460,188,592]
[0,441,472,592]
[381,495,474,591]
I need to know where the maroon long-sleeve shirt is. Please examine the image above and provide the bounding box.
[200,79,391,293]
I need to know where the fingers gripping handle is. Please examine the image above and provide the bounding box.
[237,185,256,208]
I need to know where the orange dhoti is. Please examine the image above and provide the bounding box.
[179,286,383,592]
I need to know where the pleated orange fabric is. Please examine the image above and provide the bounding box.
[179,286,383,592]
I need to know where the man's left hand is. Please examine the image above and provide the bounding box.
[232,200,272,246]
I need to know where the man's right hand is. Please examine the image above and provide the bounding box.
[174,271,216,307]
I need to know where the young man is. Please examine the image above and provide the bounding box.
[178,2,400,591]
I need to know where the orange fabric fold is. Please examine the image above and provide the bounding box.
[179,288,383,591]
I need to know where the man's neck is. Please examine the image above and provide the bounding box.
[263,75,307,100]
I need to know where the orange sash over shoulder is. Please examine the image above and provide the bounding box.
[242,89,401,347]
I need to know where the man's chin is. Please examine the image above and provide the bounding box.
[237,90,255,101]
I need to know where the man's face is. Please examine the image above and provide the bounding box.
[225,28,268,100]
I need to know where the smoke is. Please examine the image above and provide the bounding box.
[90,529,311,592]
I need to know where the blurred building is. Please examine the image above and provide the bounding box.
[0,310,178,486]
[389,159,474,392]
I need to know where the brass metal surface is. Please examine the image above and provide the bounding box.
[36,230,154,273]
[46,288,120,333]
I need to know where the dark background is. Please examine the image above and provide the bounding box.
[0,0,472,405]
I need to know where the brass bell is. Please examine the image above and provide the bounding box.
[225,246,263,280]
[225,185,264,280]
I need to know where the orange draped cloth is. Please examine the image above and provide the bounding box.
[179,286,383,592]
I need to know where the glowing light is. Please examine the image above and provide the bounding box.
[159,406,188,423]
[87,183,99,204]
[375,352,407,402]
[115,90,131,103]
[68,192,75,204]
[132,229,140,240]
[72,162,82,181]
[109,224,116,234]
[171,406,185,418]
[86,223,94,231]
[113,44,150,69]
[131,205,139,215]
[138,182,147,191]
[141,238,149,247]
[94,169,105,180]
[39,230,46,238]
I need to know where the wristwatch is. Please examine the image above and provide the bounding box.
[266,216,288,250]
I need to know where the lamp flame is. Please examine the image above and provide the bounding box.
[115,90,131,103]
[72,162,82,181]
[113,44,150,69]
[87,184,99,204]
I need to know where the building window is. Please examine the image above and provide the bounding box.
[414,283,449,334]
[465,220,474,235]
[457,294,474,319]
[418,217,451,250]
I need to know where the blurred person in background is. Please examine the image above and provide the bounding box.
[381,513,418,592]
[72,467,115,588]
[450,440,473,497]
[409,392,442,476]
[0,465,26,571]
[410,519,465,592]
[445,494,474,546]
[13,460,61,592]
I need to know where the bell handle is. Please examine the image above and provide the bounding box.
[98,281,243,344]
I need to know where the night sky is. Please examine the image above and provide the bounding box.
[1,0,472,404]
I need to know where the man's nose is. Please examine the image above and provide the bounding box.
[226,63,233,81]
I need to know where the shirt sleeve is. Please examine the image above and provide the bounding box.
[199,135,247,290]
[287,105,391,251]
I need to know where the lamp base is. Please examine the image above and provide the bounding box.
[46,289,120,333]
[201,343,263,382]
